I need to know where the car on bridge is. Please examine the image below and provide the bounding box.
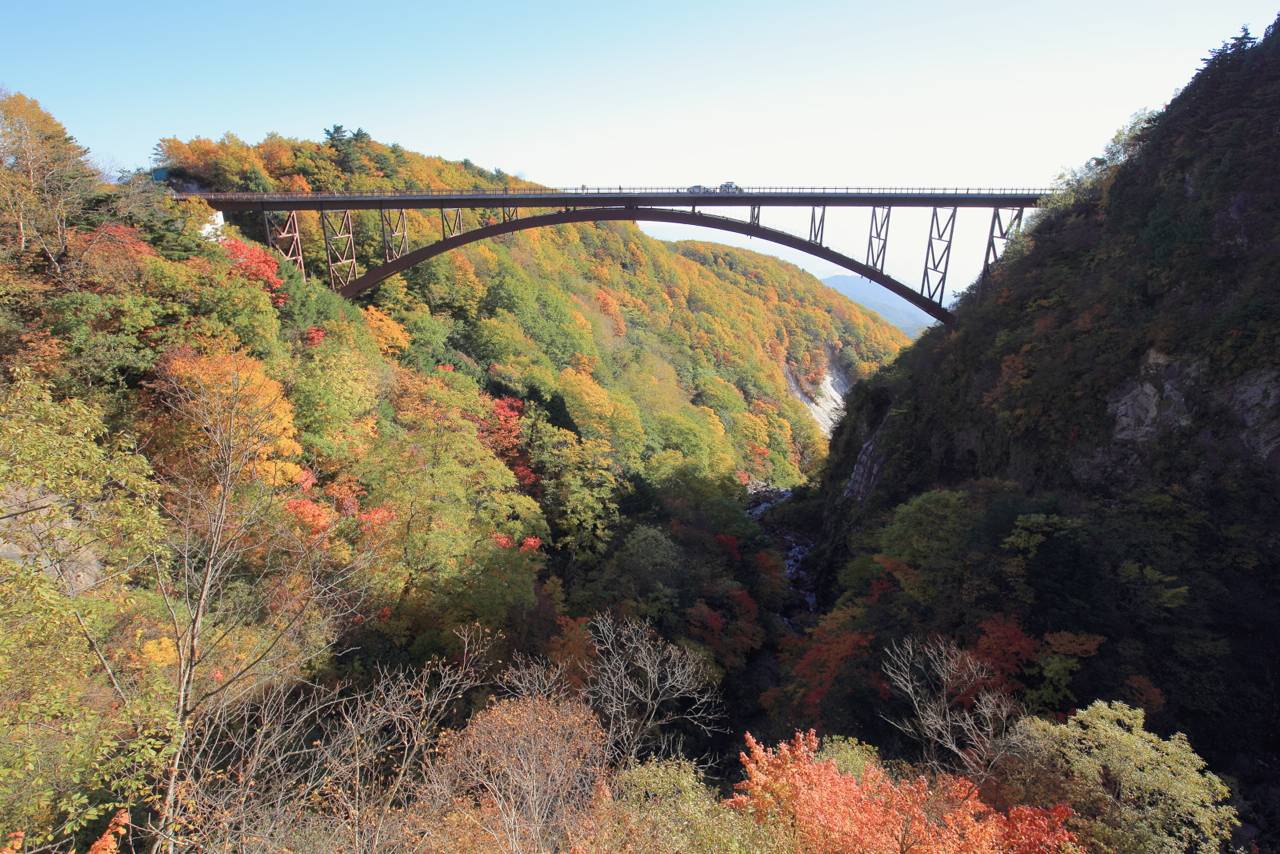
[686,184,713,193]
[719,182,743,193]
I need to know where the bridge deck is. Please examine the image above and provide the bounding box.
[184,187,1051,212]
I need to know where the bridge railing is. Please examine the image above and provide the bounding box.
[190,186,1056,201]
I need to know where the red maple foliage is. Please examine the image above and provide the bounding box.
[787,609,872,720]
[974,615,1040,691]
[223,237,286,306]
[479,396,538,488]
[284,497,336,539]
[728,730,1077,854]
[715,532,742,563]
[357,505,396,534]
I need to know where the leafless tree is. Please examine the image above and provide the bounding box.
[164,680,344,852]
[313,628,493,853]
[496,653,574,703]
[881,636,1026,786]
[432,695,608,853]
[169,627,493,853]
[144,361,368,852]
[583,614,722,767]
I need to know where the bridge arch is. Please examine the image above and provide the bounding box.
[335,207,954,324]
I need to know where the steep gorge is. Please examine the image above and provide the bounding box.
[788,23,1280,843]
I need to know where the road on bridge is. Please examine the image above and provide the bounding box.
[184,186,1049,212]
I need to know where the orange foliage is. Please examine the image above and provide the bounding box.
[5,328,64,379]
[1123,673,1167,713]
[548,616,595,689]
[86,809,129,854]
[1042,632,1105,658]
[323,473,364,516]
[728,731,1076,854]
[146,348,303,487]
[595,288,626,336]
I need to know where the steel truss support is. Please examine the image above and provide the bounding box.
[749,205,761,226]
[263,209,305,280]
[866,205,891,272]
[809,205,826,244]
[501,206,519,223]
[982,206,1024,277]
[921,206,956,303]
[320,209,357,291]
[440,208,463,239]
[379,208,407,262]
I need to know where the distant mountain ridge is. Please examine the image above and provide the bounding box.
[822,274,934,338]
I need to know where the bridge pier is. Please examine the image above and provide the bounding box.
[809,205,826,245]
[380,208,407,262]
[982,206,1024,279]
[263,209,305,280]
[321,209,358,290]
[440,208,463,239]
[921,206,956,303]
[866,205,891,272]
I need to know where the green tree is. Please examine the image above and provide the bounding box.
[0,91,98,276]
[0,376,168,847]
[1001,701,1237,853]
[528,417,620,560]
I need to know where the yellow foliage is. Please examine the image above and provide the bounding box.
[140,637,179,668]
[148,348,304,487]
[362,306,410,356]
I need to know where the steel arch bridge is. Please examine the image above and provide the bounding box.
[183,186,1051,325]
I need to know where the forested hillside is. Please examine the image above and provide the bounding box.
[781,22,1280,847]
[0,88,936,852]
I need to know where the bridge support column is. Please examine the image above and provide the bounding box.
[809,206,826,245]
[921,206,956,303]
[263,209,305,280]
[501,206,519,223]
[320,209,358,291]
[440,208,463,239]
[749,205,760,226]
[380,208,407,262]
[982,207,1024,279]
[866,205,891,272]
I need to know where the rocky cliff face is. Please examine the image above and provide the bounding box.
[1069,349,1280,489]
[785,352,853,437]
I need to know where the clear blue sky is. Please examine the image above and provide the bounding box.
[5,1,1276,289]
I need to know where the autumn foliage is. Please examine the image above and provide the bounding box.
[728,731,1077,854]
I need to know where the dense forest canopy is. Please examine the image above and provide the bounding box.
[0,17,1276,852]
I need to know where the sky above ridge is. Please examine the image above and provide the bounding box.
[5,0,1275,294]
